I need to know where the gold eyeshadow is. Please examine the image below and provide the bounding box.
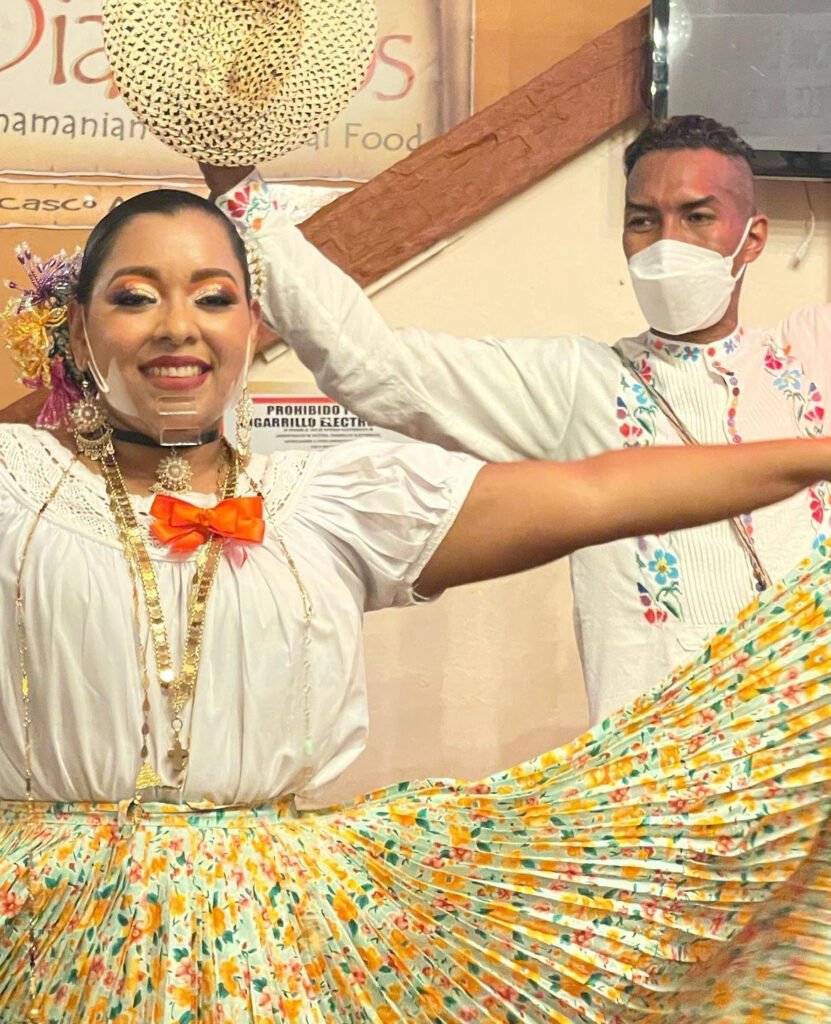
[110,278,159,300]
[191,280,239,302]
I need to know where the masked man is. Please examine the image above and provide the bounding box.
[188,116,831,719]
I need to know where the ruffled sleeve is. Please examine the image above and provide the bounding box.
[0,483,14,518]
[292,440,484,610]
[218,172,584,462]
[0,425,48,518]
[0,444,14,518]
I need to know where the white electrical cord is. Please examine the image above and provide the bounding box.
[789,183,816,269]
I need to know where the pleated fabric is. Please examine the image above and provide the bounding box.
[2,557,831,1023]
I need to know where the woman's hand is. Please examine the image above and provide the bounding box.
[198,162,256,201]
[199,161,282,355]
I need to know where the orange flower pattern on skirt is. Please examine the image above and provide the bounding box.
[2,557,831,1022]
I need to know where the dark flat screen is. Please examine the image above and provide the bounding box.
[652,0,831,178]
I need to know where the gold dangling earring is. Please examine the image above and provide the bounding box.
[234,382,254,465]
[68,378,112,461]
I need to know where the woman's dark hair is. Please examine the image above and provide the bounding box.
[74,189,252,303]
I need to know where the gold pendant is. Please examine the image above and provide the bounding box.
[150,449,192,494]
[167,737,189,775]
[135,761,162,792]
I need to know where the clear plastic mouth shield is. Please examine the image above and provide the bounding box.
[82,311,253,446]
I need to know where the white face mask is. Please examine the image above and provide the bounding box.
[627,219,753,337]
[80,309,253,445]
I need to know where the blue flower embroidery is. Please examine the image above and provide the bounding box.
[648,550,679,585]
[773,369,802,394]
[636,542,683,622]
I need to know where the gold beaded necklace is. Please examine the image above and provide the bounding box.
[100,440,238,792]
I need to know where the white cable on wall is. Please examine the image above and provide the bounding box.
[789,183,816,269]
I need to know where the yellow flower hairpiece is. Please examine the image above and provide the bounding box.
[1,244,84,428]
[1,302,68,389]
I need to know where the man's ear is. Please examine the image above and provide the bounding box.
[744,214,768,266]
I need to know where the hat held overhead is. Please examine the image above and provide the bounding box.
[102,0,377,165]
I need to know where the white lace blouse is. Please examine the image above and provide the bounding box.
[0,425,482,805]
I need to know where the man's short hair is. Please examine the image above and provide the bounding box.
[624,115,755,177]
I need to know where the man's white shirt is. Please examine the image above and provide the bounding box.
[220,174,831,723]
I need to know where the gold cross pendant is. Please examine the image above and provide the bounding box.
[167,738,189,775]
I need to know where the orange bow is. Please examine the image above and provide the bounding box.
[150,494,266,553]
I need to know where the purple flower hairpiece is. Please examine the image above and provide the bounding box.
[7,243,83,316]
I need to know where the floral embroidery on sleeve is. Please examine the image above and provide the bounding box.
[636,541,683,624]
[224,180,277,233]
[762,337,830,556]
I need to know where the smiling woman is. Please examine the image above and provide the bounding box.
[2,187,831,1021]
[63,192,258,492]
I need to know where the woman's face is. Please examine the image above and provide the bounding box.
[69,208,260,439]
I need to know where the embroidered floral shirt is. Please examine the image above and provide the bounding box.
[219,174,831,723]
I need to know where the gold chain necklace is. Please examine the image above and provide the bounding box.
[99,441,238,793]
[14,438,317,806]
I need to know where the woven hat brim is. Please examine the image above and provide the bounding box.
[103,0,377,166]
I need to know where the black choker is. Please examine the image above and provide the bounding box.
[111,427,222,449]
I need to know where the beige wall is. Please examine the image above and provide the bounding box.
[286,124,831,802]
[475,0,644,108]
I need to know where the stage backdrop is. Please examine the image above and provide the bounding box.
[0,0,474,228]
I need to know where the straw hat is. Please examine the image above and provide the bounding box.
[102,0,377,165]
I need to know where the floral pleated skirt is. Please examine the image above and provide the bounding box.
[2,560,831,1023]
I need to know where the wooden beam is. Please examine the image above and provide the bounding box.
[302,7,648,287]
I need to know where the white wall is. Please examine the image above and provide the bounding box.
[252,124,831,802]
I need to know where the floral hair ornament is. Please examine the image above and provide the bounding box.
[1,243,85,429]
